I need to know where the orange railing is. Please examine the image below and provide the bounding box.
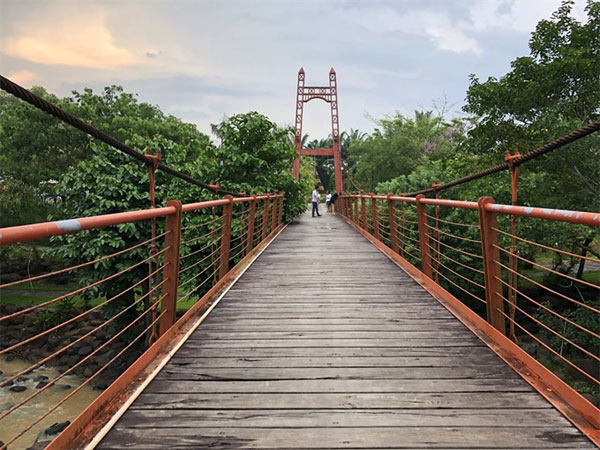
[0,193,284,449]
[338,193,599,426]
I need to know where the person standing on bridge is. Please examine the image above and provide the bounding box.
[312,185,322,217]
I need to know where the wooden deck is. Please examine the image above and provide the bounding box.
[97,210,594,449]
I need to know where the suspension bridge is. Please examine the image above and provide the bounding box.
[0,72,598,449]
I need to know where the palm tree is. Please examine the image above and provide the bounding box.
[340,128,368,160]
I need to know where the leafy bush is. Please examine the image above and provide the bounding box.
[534,300,600,357]
[35,298,79,332]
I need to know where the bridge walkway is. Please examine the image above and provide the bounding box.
[97,210,593,449]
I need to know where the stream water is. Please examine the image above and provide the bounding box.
[0,356,98,449]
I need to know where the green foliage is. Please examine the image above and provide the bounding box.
[458,0,600,274]
[44,109,306,333]
[349,111,466,191]
[49,132,213,323]
[463,0,600,210]
[372,2,600,281]
[212,112,307,219]
[0,87,89,190]
[0,85,213,226]
[303,129,367,192]
[306,136,333,191]
[34,298,78,332]
[0,178,61,228]
[534,300,600,357]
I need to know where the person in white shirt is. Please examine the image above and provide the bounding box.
[325,191,332,213]
[311,185,321,217]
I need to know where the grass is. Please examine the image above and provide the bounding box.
[176,295,200,312]
[581,271,600,284]
[1,280,73,291]
[0,280,105,308]
[518,268,599,289]
[0,278,208,313]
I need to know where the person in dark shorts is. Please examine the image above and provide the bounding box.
[330,192,339,213]
[311,185,321,217]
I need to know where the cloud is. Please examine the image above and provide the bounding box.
[425,21,482,55]
[3,9,137,68]
[7,70,37,86]
[341,7,481,55]
[468,0,588,33]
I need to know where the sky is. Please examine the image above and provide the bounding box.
[0,0,590,142]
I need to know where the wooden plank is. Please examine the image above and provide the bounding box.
[131,392,552,410]
[196,322,467,331]
[179,338,482,348]
[188,330,475,340]
[166,346,497,358]
[155,365,520,380]
[110,408,572,428]
[202,312,456,319]
[206,305,455,314]
[143,378,531,394]
[97,427,596,449]
[200,317,460,325]
[167,355,504,368]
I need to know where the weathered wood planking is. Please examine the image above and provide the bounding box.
[98,211,594,449]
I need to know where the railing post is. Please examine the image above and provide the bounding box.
[478,196,506,334]
[219,195,234,280]
[353,196,359,225]
[246,194,257,254]
[261,195,270,240]
[160,200,182,335]
[271,192,278,233]
[278,195,284,227]
[431,183,442,284]
[348,197,352,219]
[399,199,406,257]
[371,194,380,239]
[361,194,367,230]
[416,194,432,278]
[387,195,398,253]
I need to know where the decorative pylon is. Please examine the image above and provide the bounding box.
[293,67,343,193]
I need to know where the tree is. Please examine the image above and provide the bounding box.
[306,137,333,191]
[48,109,308,347]
[463,0,600,209]
[341,128,368,160]
[463,0,600,275]
[348,111,465,191]
[211,112,308,218]
[0,85,213,227]
[49,129,214,327]
[0,88,88,191]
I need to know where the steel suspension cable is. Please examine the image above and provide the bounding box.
[406,120,600,196]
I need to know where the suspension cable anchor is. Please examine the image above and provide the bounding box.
[504,150,521,167]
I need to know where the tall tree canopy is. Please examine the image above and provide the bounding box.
[463,0,599,210]
[348,111,465,192]
[0,86,213,226]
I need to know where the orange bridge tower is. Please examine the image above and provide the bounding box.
[292,67,343,193]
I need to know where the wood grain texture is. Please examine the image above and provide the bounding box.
[98,211,594,449]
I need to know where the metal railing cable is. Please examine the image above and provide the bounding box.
[406,120,600,196]
[0,74,243,197]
